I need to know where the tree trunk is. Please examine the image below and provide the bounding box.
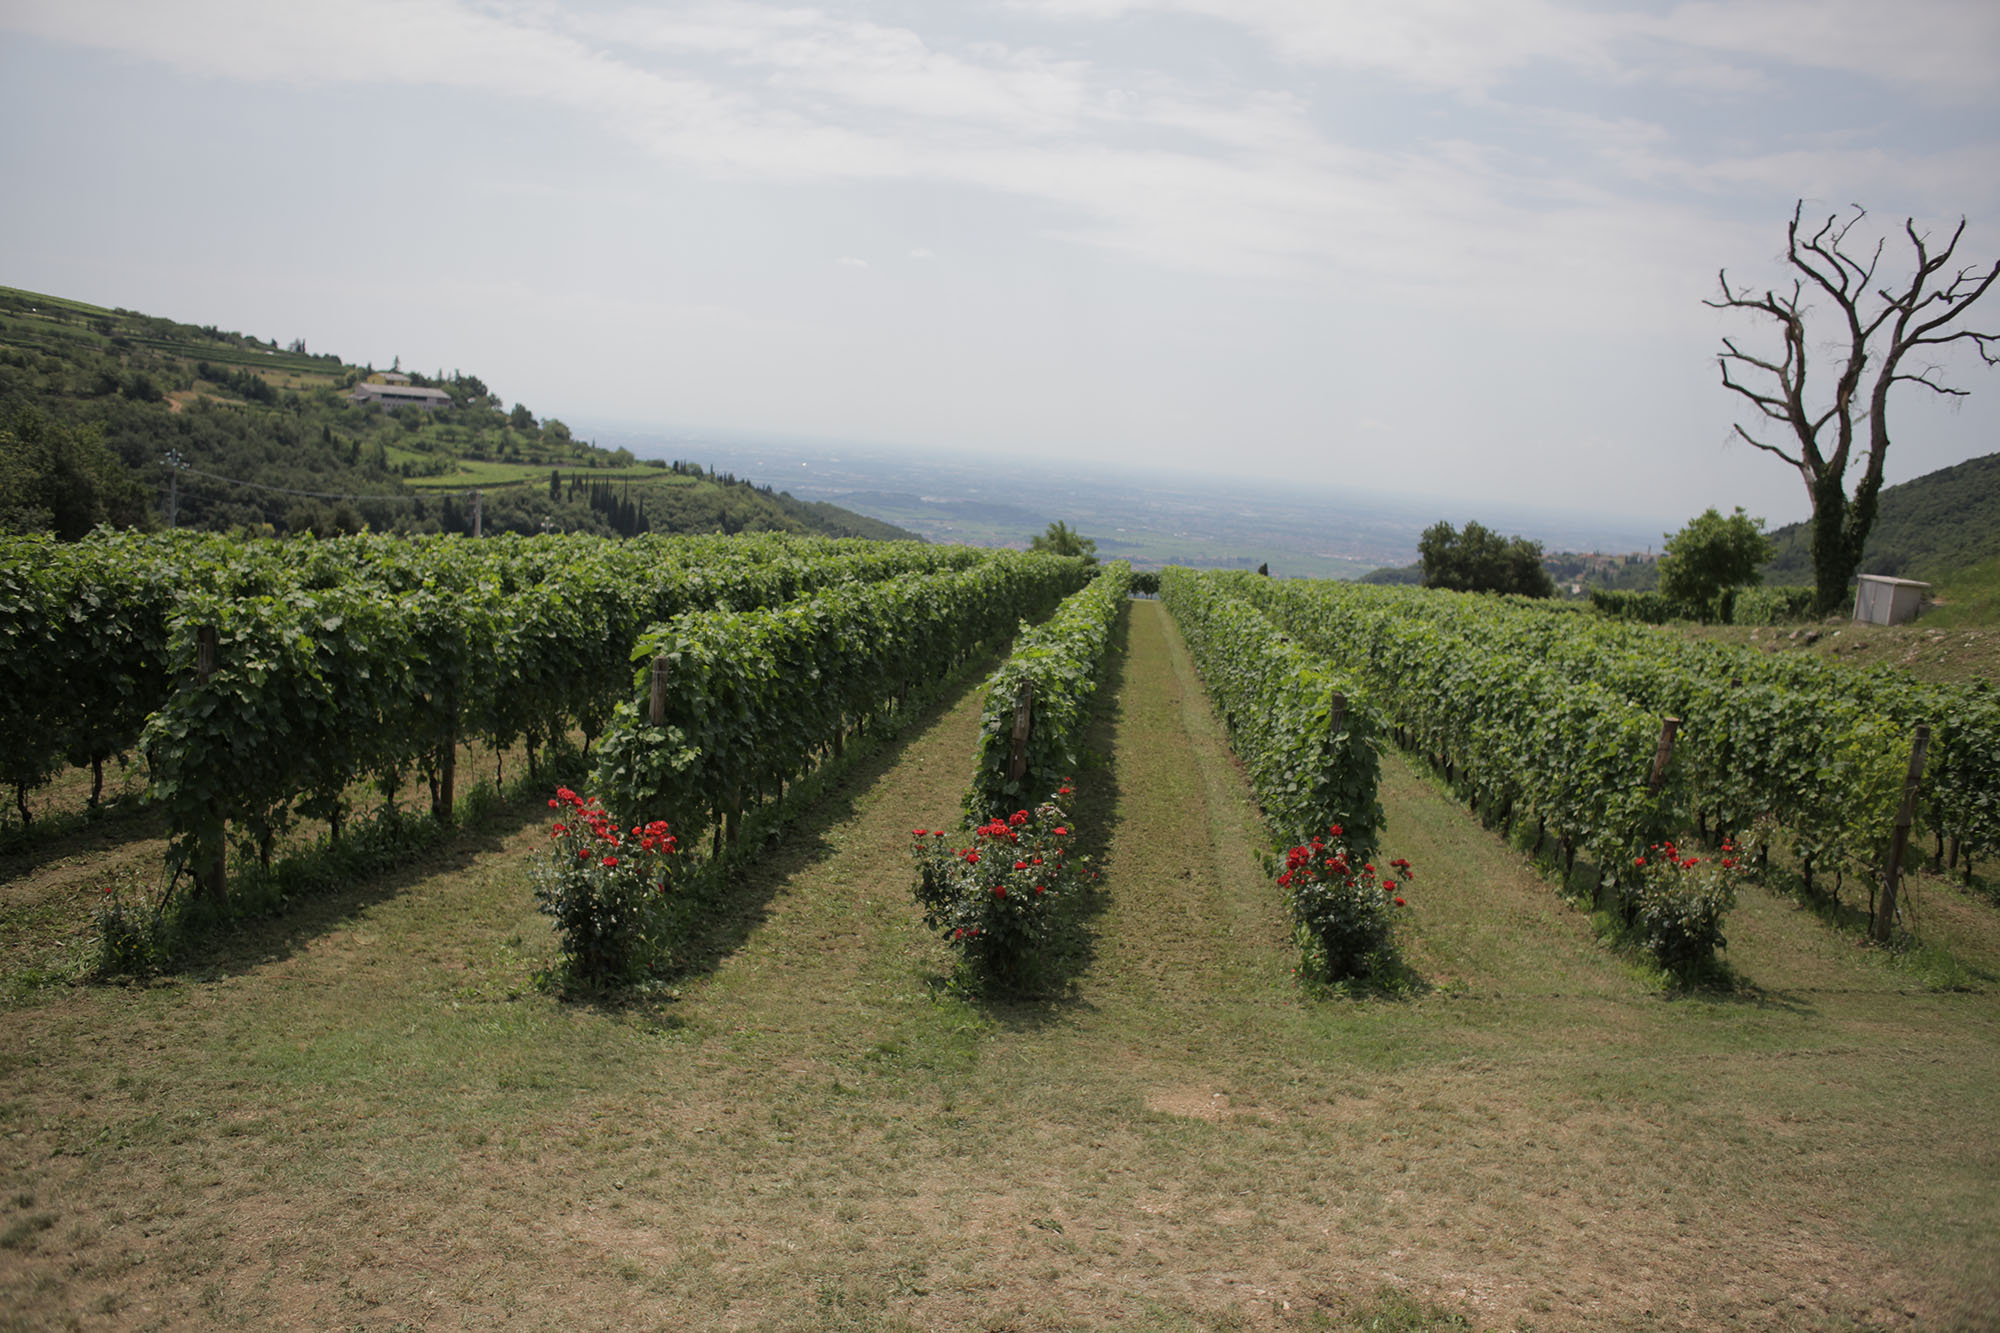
[1808,473,1860,617]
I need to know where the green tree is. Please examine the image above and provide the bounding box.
[0,403,152,538]
[1029,520,1097,563]
[509,402,535,431]
[1418,520,1554,597]
[1709,202,1999,615]
[1658,507,1770,619]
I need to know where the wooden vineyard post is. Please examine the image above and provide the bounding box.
[433,686,457,823]
[1647,718,1681,795]
[194,626,226,903]
[1874,724,1930,943]
[1617,717,1682,917]
[1007,681,1035,785]
[648,656,670,725]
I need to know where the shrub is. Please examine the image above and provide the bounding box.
[911,794,1083,987]
[1630,838,1742,972]
[1658,507,1771,616]
[1733,585,1816,625]
[1589,589,1681,623]
[95,885,167,978]
[1279,824,1412,983]
[532,786,682,987]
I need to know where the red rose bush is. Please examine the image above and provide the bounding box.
[911,798,1082,987]
[532,786,681,986]
[1278,823,1414,984]
[1630,837,1741,973]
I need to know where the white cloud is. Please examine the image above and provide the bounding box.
[579,4,1097,137]
[1019,0,2000,107]
[1016,0,1624,90]
[5,0,1993,326]
[837,255,869,268]
[1655,0,2000,101]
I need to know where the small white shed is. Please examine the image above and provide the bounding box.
[1852,575,1929,626]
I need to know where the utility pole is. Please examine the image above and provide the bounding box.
[162,450,187,528]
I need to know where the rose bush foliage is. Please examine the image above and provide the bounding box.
[912,795,1082,986]
[1279,823,1413,983]
[532,786,682,986]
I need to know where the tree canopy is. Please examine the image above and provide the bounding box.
[0,403,153,539]
[1417,520,1554,597]
[1658,506,1770,619]
[1030,520,1097,563]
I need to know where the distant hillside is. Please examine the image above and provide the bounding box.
[1360,548,1659,593]
[1360,453,2000,596]
[0,285,913,541]
[1763,451,2000,583]
[1357,561,1422,585]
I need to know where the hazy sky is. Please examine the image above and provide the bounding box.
[5,0,1997,531]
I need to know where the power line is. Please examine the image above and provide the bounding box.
[172,463,440,504]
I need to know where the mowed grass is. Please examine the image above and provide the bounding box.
[2,601,1997,1330]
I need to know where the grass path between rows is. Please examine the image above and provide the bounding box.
[1,599,1996,1330]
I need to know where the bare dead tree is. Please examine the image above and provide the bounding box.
[1707,201,1999,614]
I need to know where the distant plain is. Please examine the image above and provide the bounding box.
[587,427,1672,578]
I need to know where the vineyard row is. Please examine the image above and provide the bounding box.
[1214,571,1999,900]
[592,553,1091,843]
[0,530,1078,896]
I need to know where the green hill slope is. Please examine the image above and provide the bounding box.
[1763,451,2000,584]
[0,285,914,541]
